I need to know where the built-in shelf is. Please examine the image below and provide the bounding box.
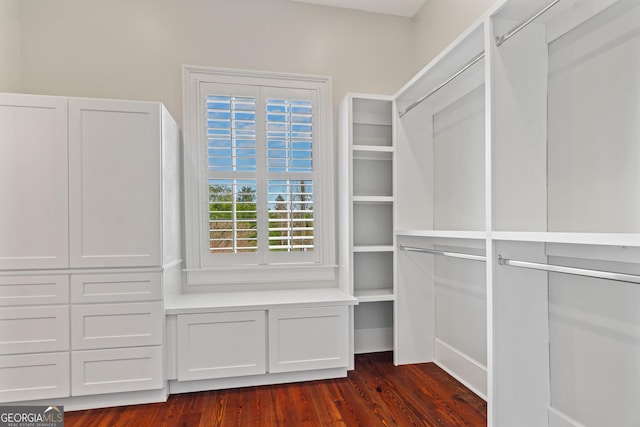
[352,145,394,153]
[353,245,394,253]
[490,232,640,247]
[353,196,394,204]
[340,94,395,358]
[396,230,487,240]
[355,289,395,303]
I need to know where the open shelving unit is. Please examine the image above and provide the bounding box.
[339,94,395,358]
[389,0,640,426]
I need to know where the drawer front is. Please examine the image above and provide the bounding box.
[269,306,349,373]
[0,352,70,403]
[71,302,162,350]
[0,275,69,306]
[71,346,162,396]
[70,272,161,303]
[177,311,266,381]
[0,306,69,355]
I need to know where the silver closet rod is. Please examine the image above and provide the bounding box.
[399,245,487,262]
[495,0,562,46]
[498,256,640,285]
[398,51,485,118]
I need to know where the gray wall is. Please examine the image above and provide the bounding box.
[16,0,417,124]
[0,0,21,92]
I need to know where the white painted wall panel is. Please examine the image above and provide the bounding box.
[547,2,640,232]
[549,257,640,427]
[433,85,485,231]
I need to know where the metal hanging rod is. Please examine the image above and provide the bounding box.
[497,256,640,285]
[495,0,562,46]
[398,51,485,118]
[400,245,487,262]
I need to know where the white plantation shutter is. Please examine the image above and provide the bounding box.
[267,179,314,251]
[201,83,318,266]
[265,96,315,256]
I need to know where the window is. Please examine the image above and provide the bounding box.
[183,67,335,287]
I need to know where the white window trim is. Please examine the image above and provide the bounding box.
[182,65,337,289]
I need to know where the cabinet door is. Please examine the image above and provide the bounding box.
[0,94,69,270]
[0,275,69,307]
[269,306,348,373]
[70,272,161,303]
[0,305,69,355]
[71,346,162,396]
[71,302,162,350]
[68,99,161,268]
[177,311,266,381]
[0,352,70,402]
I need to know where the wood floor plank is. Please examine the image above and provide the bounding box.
[64,352,487,426]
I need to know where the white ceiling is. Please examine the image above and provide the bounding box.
[290,0,427,18]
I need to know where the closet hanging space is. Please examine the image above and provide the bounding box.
[393,19,489,398]
[490,0,640,426]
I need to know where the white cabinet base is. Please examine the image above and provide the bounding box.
[13,388,169,412]
[269,306,348,373]
[177,311,266,381]
[169,367,348,395]
[0,352,70,403]
[71,346,163,396]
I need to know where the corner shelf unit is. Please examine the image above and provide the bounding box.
[391,1,640,426]
[339,94,395,357]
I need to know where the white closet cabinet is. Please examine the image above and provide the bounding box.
[0,92,181,407]
[0,94,69,270]
[69,99,162,268]
[177,311,267,381]
[338,94,395,357]
[393,0,640,426]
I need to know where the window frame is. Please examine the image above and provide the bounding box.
[182,66,336,288]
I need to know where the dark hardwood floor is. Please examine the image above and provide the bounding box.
[64,352,487,426]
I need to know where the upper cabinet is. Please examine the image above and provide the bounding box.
[0,93,181,271]
[69,99,162,268]
[0,94,69,270]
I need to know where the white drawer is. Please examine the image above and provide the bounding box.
[177,311,266,381]
[0,352,70,403]
[0,305,69,355]
[0,275,69,306]
[70,272,161,303]
[269,306,349,373]
[71,302,162,350]
[71,346,162,396]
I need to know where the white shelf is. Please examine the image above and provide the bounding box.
[355,289,395,303]
[352,145,394,153]
[490,232,640,247]
[395,229,487,240]
[352,148,393,161]
[353,196,394,204]
[353,245,394,253]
